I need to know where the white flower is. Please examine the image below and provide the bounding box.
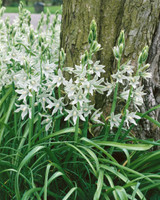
[46,97,66,115]
[55,69,65,87]
[73,64,87,76]
[37,92,51,111]
[93,60,105,77]
[63,67,74,74]
[17,51,28,65]
[120,63,134,74]
[28,76,40,92]
[81,79,95,95]
[64,79,77,98]
[111,70,127,84]
[15,88,32,102]
[113,46,120,60]
[93,77,106,94]
[43,61,57,79]
[40,114,52,131]
[109,113,121,129]
[132,86,146,109]
[138,64,151,80]
[91,109,104,124]
[82,103,94,117]
[15,103,31,120]
[120,89,131,100]
[139,71,152,80]
[13,69,28,88]
[125,110,141,128]
[42,80,56,94]
[70,88,90,107]
[128,76,140,88]
[64,106,85,125]
[105,81,116,96]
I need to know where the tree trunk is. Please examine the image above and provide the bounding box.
[60,0,160,140]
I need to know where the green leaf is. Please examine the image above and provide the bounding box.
[80,137,118,163]
[62,187,77,200]
[0,86,13,108]
[21,188,41,200]
[131,182,140,200]
[115,186,128,200]
[44,164,52,200]
[79,145,100,172]
[93,169,104,200]
[15,146,45,200]
[39,171,63,197]
[0,95,16,144]
[37,127,82,144]
[137,113,160,128]
[94,140,153,151]
[66,143,97,176]
[101,164,146,200]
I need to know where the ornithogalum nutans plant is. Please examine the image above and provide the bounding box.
[0,2,160,200]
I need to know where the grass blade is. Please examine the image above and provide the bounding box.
[94,140,153,151]
[93,169,104,200]
[62,187,77,200]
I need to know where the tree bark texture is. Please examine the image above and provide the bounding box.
[60,0,160,140]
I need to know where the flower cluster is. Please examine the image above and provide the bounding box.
[0,2,151,132]
[109,31,151,129]
[0,3,61,130]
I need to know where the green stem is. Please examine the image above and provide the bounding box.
[104,58,121,139]
[12,82,17,136]
[28,91,35,151]
[75,103,80,143]
[36,58,43,138]
[121,104,160,141]
[40,57,43,85]
[83,116,88,137]
[109,87,133,154]
[75,116,79,143]
[58,86,61,98]
[83,50,92,137]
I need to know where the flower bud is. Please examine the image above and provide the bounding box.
[81,54,85,66]
[84,50,89,62]
[143,63,150,70]
[142,46,149,62]
[88,20,97,43]
[119,43,124,55]
[0,7,5,17]
[90,20,97,33]
[113,46,120,60]
[88,30,93,44]
[138,46,149,64]
[27,15,31,26]
[91,41,101,52]
[29,29,34,41]
[18,1,24,13]
[118,30,125,46]
[11,27,16,37]
[60,48,66,63]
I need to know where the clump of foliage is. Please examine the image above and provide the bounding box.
[0,1,160,200]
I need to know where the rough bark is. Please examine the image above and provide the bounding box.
[61,0,160,140]
[60,0,102,68]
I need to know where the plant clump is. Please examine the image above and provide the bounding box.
[0,2,160,200]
